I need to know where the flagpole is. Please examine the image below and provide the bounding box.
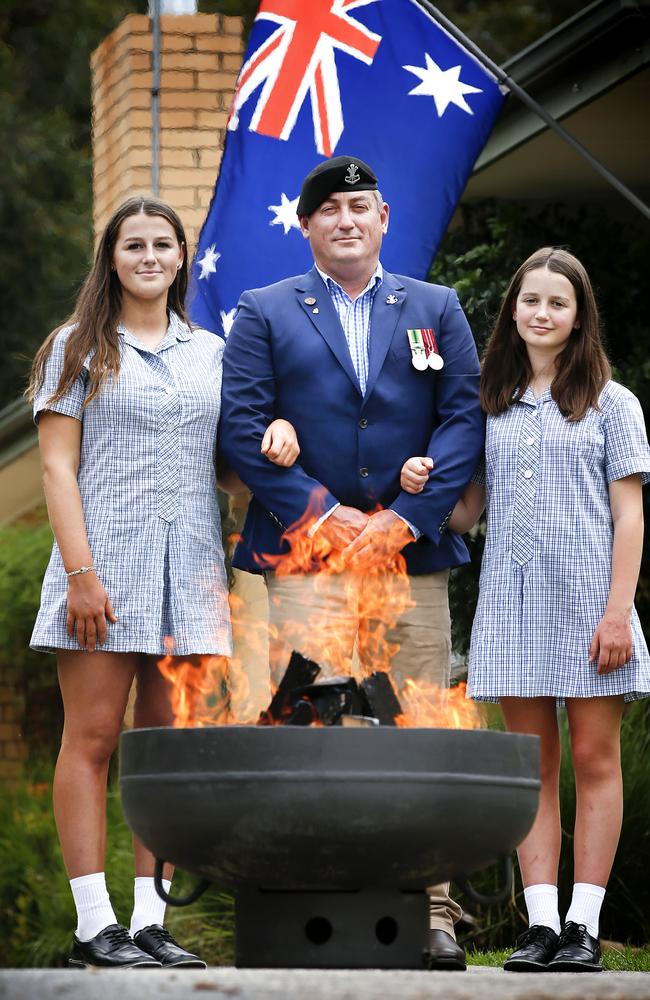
[417,0,650,222]
[151,0,161,196]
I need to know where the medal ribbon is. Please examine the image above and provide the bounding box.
[421,328,438,357]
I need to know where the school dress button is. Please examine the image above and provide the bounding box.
[359,418,368,429]
[359,467,369,477]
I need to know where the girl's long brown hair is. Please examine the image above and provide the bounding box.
[480,247,611,421]
[26,196,190,408]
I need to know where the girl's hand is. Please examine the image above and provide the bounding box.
[66,574,117,652]
[589,611,633,673]
[400,456,433,493]
[261,419,300,467]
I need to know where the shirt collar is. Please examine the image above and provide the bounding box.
[316,261,383,300]
[118,311,193,352]
[518,384,553,406]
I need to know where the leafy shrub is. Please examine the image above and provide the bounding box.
[0,511,62,756]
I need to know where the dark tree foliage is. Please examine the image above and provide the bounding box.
[0,0,586,405]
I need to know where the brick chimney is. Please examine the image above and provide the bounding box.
[91,11,244,253]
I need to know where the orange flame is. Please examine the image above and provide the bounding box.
[157,490,483,730]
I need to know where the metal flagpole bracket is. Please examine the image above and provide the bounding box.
[417,0,650,222]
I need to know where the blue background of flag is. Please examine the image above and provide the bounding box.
[189,0,504,337]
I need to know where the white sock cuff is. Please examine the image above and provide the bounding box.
[70,872,107,890]
[524,883,558,898]
[133,876,172,892]
[572,882,606,899]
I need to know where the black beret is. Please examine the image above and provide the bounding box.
[296,155,378,218]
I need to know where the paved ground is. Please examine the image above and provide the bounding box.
[1,967,650,1000]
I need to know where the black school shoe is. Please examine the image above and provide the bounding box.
[134,924,207,968]
[69,923,161,968]
[547,921,603,972]
[503,925,559,971]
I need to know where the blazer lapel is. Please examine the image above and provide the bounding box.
[364,270,406,402]
[295,267,362,395]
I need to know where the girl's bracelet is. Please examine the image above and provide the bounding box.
[66,565,96,578]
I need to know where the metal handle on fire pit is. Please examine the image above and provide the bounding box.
[154,858,212,907]
[454,854,513,907]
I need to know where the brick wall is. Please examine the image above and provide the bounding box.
[91,12,244,253]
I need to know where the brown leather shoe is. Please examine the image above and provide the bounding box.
[425,929,467,970]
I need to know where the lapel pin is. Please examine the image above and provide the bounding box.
[386,294,398,304]
[312,307,319,314]
[304,296,317,306]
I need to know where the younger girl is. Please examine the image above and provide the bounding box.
[401,248,650,973]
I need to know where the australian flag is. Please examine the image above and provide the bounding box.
[189,0,505,338]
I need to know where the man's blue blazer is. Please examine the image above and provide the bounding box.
[220,265,485,575]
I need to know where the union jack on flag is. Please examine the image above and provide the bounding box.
[190,0,505,338]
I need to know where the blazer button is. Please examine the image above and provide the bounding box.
[359,467,369,477]
[358,418,368,429]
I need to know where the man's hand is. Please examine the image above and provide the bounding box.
[341,509,414,570]
[589,610,633,674]
[316,505,369,550]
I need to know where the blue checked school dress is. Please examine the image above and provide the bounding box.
[30,313,232,657]
[467,381,650,703]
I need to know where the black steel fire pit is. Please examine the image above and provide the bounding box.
[119,726,539,969]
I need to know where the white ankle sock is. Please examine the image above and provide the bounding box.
[129,876,171,936]
[565,882,605,938]
[70,872,118,942]
[523,883,561,935]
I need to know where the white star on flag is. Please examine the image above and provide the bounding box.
[403,53,482,116]
[220,308,237,338]
[197,244,221,280]
[268,193,300,235]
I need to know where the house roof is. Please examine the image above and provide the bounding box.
[463,0,650,202]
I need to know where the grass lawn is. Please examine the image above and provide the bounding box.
[467,947,650,972]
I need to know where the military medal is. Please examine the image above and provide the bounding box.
[422,328,444,370]
[407,329,428,370]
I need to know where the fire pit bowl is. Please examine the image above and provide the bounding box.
[120,726,538,889]
[120,726,539,968]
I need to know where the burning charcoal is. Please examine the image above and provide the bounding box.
[359,671,403,726]
[286,699,318,726]
[301,675,363,726]
[258,650,321,725]
[300,677,364,725]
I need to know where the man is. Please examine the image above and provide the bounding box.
[220,155,484,970]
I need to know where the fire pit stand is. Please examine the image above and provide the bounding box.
[235,888,429,968]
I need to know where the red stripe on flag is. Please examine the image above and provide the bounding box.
[314,63,331,157]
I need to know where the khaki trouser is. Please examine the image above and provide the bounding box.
[264,568,463,936]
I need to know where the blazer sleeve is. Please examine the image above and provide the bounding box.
[219,289,338,531]
[389,287,485,540]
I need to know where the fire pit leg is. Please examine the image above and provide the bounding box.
[234,888,430,969]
